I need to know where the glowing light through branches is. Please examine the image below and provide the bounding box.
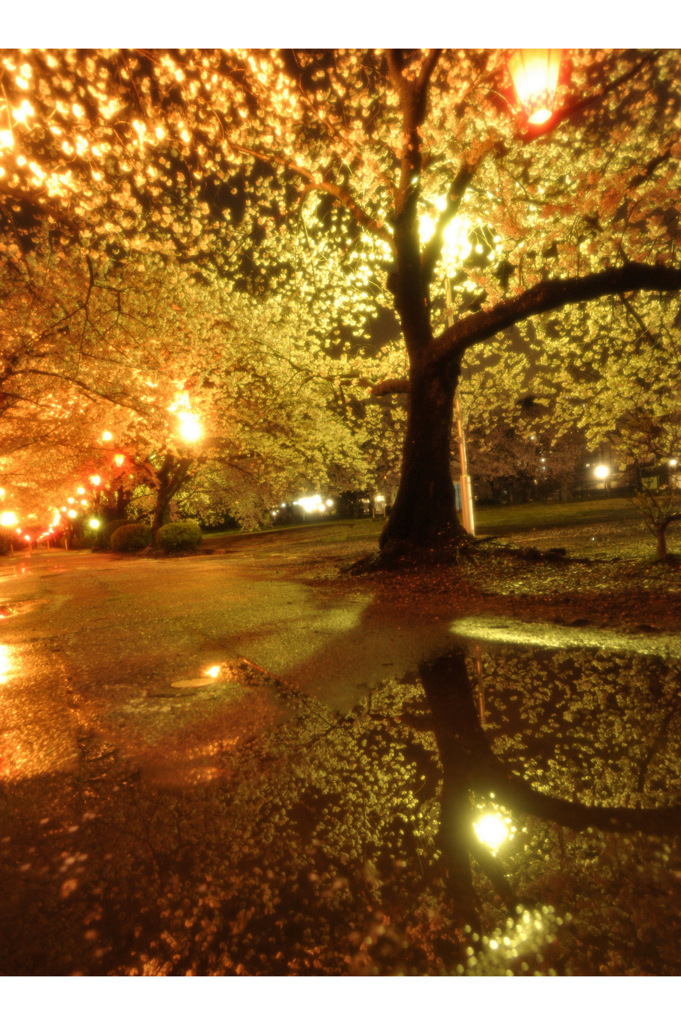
[474,813,511,852]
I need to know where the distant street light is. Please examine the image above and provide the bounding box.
[595,465,609,479]
[102,431,113,441]
[113,454,125,467]
[89,519,100,530]
[90,475,101,486]
[508,49,562,125]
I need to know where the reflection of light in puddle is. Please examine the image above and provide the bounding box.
[171,679,218,689]
[0,645,11,683]
[170,664,229,688]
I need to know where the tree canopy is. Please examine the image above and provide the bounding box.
[1,47,680,547]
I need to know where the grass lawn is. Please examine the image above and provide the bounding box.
[203,496,678,564]
[474,495,638,533]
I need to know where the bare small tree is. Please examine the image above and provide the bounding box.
[611,409,681,563]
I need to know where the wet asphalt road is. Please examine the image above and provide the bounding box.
[0,544,458,788]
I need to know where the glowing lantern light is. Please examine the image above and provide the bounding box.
[0,511,17,527]
[77,487,85,495]
[90,475,101,486]
[68,497,74,504]
[474,813,510,852]
[89,519,100,530]
[595,465,609,479]
[0,488,4,496]
[508,49,562,125]
[206,666,220,678]
[67,510,76,518]
[113,454,125,467]
[24,534,30,541]
[669,459,678,467]
[102,431,113,441]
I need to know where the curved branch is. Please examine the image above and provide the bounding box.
[432,262,681,364]
[226,140,393,245]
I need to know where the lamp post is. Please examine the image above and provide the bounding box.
[445,275,476,536]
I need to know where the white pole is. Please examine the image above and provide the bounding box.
[446,277,476,536]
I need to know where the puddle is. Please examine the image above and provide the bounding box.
[0,598,49,619]
[1,636,681,976]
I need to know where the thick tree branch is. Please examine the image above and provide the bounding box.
[431,262,681,365]
[369,378,410,396]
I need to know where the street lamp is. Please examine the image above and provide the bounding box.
[508,49,562,125]
[595,465,609,480]
[177,411,202,442]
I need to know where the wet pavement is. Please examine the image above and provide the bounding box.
[3,539,681,975]
[0,543,459,788]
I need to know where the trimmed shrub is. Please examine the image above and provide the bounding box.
[92,518,131,551]
[0,528,13,556]
[111,523,151,553]
[156,520,202,554]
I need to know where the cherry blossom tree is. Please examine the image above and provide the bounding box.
[1,48,680,557]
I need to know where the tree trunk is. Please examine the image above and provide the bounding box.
[151,492,172,538]
[150,454,192,541]
[656,524,668,561]
[380,360,466,553]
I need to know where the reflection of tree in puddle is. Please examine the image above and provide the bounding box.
[1,647,680,975]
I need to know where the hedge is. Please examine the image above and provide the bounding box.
[156,520,202,553]
[111,523,151,553]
